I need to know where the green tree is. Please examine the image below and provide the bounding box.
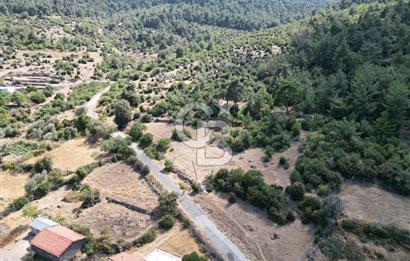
[159,192,178,217]
[275,72,306,113]
[164,160,174,172]
[128,122,146,142]
[139,133,153,148]
[114,99,132,129]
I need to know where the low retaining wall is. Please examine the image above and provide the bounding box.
[106,197,151,215]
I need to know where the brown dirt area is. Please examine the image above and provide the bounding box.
[194,193,315,261]
[130,222,203,259]
[340,182,410,230]
[1,163,159,243]
[82,162,158,211]
[0,171,29,210]
[147,122,300,186]
[26,138,101,171]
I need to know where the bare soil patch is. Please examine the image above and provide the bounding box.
[0,172,29,210]
[83,162,158,211]
[131,222,202,258]
[26,138,101,171]
[340,182,410,230]
[1,163,159,243]
[147,122,299,186]
[194,193,315,261]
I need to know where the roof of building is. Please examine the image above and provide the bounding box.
[30,217,59,231]
[144,249,181,261]
[31,225,85,257]
[109,252,144,261]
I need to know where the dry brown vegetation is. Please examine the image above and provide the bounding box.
[194,193,315,261]
[340,182,410,230]
[0,171,29,209]
[147,122,300,186]
[131,222,202,258]
[26,138,101,171]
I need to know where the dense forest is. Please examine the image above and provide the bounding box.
[0,0,334,30]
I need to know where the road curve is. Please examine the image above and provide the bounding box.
[87,91,249,261]
[83,87,109,120]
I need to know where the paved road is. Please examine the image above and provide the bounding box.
[131,145,248,261]
[90,92,249,261]
[83,87,109,120]
[0,231,31,261]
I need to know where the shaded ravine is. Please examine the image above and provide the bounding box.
[85,91,249,261]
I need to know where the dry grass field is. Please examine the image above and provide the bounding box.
[131,222,203,258]
[194,193,315,261]
[0,171,29,210]
[340,182,410,230]
[147,122,300,186]
[26,138,101,171]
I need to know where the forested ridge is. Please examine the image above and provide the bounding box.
[0,0,334,30]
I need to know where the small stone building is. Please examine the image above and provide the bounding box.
[30,225,86,261]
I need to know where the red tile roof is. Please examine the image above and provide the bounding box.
[109,253,144,261]
[31,225,85,257]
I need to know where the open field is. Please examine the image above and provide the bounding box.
[194,193,315,261]
[0,171,29,210]
[147,122,299,186]
[340,182,410,230]
[1,163,159,243]
[131,222,203,259]
[26,138,101,171]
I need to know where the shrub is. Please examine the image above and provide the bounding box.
[171,128,187,141]
[157,138,171,153]
[291,122,301,137]
[341,219,360,232]
[191,182,200,193]
[22,204,40,219]
[159,214,176,230]
[344,240,365,261]
[182,252,207,261]
[101,137,135,161]
[279,156,290,169]
[228,192,236,204]
[4,126,20,137]
[80,186,101,209]
[30,91,46,104]
[139,133,153,148]
[164,160,174,172]
[318,237,345,260]
[268,207,286,225]
[159,192,179,217]
[114,99,132,129]
[181,215,190,229]
[10,196,29,211]
[141,165,150,176]
[286,182,305,201]
[33,157,53,173]
[25,172,48,194]
[286,211,296,222]
[140,229,156,244]
[128,122,145,141]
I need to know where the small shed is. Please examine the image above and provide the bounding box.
[144,249,181,261]
[30,225,86,261]
[109,252,144,261]
[30,217,59,235]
